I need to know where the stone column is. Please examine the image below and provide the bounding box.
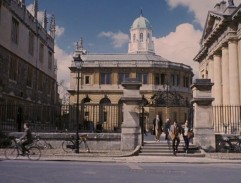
[229,40,240,105]
[213,54,222,105]
[239,39,241,102]
[191,79,215,151]
[221,46,230,105]
[121,78,142,151]
[208,58,214,98]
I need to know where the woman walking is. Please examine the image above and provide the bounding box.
[182,120,191,154]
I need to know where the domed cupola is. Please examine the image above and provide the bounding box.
[128,11,154,54]
[132,15,151,29]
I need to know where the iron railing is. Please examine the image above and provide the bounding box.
[0,104,61,132]
[212,105,241,134]
[61,103,123,133]
[0,103,123,133]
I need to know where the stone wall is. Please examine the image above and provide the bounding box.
[9,132,121,151]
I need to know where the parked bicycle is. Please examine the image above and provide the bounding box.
[217,136,241,153]
[4,137,41,160]
[33,134,54,150]
[62,134,90,153]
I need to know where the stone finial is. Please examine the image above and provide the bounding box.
[42,10,48,31]
[33,0,38,20]
[17,0,25,7]
[50,14,56,39]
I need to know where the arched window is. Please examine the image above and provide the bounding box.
[147,33,150,43]
[140,33,143,42]
[133,34,136,42]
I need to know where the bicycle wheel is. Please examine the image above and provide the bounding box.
[217,141,229,153]
[27,146,41,160]
[62,140,74,153]
[5,146,19,160]
[35,140,48,150]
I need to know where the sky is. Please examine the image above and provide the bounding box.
[24,0,241,97]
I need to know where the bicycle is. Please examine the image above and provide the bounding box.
[62,134,90,153]
[217,136,241,153]
[33,134,54,150]
[4,137,41,160]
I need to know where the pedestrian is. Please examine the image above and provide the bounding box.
[153,114,162,142]
[170,121,180,156]
[164,118,171,140]
[18,122,33,155]
[182,120,191,154]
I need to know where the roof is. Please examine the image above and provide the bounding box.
[81,53,168,61]
[70,53,192,71]
[131,15,151,29]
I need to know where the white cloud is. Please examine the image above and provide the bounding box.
[55,25,65,38]
[54,44,72,89]
[26,4,44,23]
[166,0,241,27]
[98,31,129,48]
[154,23,201,77]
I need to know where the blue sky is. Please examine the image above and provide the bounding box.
[24,0,241,94]
[26,0,197,53]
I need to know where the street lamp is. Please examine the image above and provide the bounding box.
[163,80,170,119]
[74,54,83,153]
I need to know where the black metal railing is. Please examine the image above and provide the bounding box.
[61,103,123,133]
[0,103,123,133]
[0,104,60,132]
[212,105,241,134]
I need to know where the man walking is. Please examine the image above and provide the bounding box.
[170,121,180,156]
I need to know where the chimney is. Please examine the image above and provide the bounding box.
[220,1,227,12]
[214,3,221,11]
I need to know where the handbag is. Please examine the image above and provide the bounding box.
[188,131,194,139]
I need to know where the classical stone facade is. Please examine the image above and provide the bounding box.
[68,13,194,129]
[0,0,59,131]
[194,0,241,106]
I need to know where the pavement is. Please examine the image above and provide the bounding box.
[1,147,241,164]
[1,133,241,164]
[38,152,241,164]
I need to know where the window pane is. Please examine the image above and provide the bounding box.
[106,73,111,84]
[143,73,148,84]
[101,73,105,84]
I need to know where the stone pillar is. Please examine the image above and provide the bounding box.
[229,40,240,105]
[213,54,222,105]
[221,46,230,105]
[239,39,241,103]
[191,79,215,151]
[208,58,214,98]
[121,78,142,151]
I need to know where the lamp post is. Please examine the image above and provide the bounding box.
[74,54,83,153]
[163,80,170,119]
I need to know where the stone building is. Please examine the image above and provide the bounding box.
[194,0,241,106]
[68,13,193,131]
[0,0,59,131]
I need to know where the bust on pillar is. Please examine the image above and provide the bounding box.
[121,78,142,151]
[191,79,215,151]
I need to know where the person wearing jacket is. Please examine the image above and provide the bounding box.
[19,122,33,155]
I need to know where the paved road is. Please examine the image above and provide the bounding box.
[1,160,241,183]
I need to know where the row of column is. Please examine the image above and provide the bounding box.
[208,39,241,106]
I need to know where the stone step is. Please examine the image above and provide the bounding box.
[139,139,204,157]
[139,152,205,157]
